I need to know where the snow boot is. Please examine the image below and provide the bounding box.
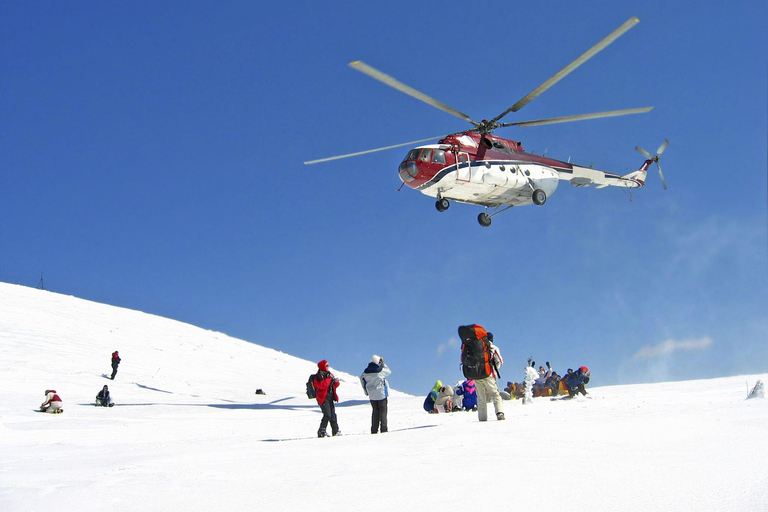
[317,430,328,438]
[496,412,505,420]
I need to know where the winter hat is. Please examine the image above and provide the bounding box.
[580,366,589,373]
[487,332,494,341]
[370,354,381,364]
[318,360,329,371]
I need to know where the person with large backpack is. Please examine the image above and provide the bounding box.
[459,325,504,421]
[360,355,391,434]
[313,360,341,437]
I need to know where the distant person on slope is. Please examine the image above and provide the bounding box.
[40,389,63,413]
[360,355,391,434]
[110,351,121,380]
[96,385,114,407]
[313,360,341,437]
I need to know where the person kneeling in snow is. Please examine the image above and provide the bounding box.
[40,390,63,413]
[435,383,454,413]
[423,381,442,413]
[564,366,590,398]
[455,379,478,411]
[96,385,114,407]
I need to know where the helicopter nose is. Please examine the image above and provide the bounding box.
[398,160,419,184]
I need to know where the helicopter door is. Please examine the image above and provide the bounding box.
[456,152,471,182]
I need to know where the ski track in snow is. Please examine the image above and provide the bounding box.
[1,283,766,511]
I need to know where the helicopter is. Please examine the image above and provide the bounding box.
[305,17,668,227]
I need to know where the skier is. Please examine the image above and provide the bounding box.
[360,355,391,434]
[455,379,478,411]
[313,360,341,437]
[96,385,114,407]
[40,390,63,413]
[110,351,121,380]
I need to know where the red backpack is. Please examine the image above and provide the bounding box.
[459,324,492,380]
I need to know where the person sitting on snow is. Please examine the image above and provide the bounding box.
[40,390,63,413]
[455,379,478,411]
[435,383,454,413]
[423,381,442,413]
[96,385,114,407]
[564,366,591,397]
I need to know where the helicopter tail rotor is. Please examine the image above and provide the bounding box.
[635,139,669,190]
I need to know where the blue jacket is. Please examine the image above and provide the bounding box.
[360,362,391,401]
[455,380,477,410]
[565,371,590,388]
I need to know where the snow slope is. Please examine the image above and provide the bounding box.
[1,283,766,511]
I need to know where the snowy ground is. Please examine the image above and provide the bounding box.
[1,282,766,511]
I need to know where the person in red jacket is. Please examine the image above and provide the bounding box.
[40,390,63,413]
[313,360,341,437]
[110,351,121,380]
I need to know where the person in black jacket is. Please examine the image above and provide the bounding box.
[96,385,114,407]
[110,351,121,380]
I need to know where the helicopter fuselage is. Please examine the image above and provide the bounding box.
[398,131,645,208]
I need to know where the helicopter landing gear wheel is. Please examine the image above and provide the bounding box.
[532,189,547,206]
[435,198,450,212]
[478,212,492,227]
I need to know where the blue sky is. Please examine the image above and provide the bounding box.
[2,1,766,395]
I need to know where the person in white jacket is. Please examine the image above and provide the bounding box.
[360,355,391,434]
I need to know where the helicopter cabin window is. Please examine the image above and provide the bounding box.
[458,154,468,164]
[418,149,432,162]
[431,150,446,164]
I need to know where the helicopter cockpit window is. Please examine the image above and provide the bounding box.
[431,150,446,164]
[406,149,420,161]
[490,141,516,156]
[418,149,432,162]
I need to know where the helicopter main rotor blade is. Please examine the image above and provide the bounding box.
[489,16,640,125]
[499,107,653,128]
[349,61,480,127]
[304,135,445,165]
[657,139,669,155]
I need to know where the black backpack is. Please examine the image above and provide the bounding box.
[306,374,317,399]
[459,324,492,380]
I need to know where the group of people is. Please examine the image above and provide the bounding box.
[41,336,590,436]
[423,378,479,413]
[310,354,391,437]
[503,363,591,399]
[39,351,121,413]
[424,328,506,422]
